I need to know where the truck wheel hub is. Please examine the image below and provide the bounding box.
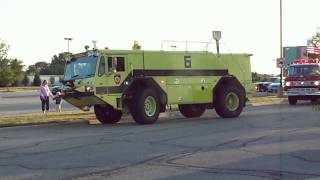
[226,92,239,111]
[144,96,156,117]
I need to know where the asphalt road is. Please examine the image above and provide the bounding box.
[0,91,79,115]
[0,102,319,180]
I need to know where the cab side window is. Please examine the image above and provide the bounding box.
[116,57,125,71]
[98,56,105,76]
[107,56,125,72]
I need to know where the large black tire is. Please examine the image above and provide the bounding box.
[214,85,245,118]
[94,105,122,124]
[178,104,206,118]
[288,96,297,105]
[130,88,160,124]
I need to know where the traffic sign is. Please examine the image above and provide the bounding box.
[276,58,284,68]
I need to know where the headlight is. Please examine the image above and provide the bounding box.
[314,81,320,86]
[85,86,93,92]
[285,81,291,86]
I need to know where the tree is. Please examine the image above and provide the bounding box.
[28,52,66,76]
[0,40,14,87]
[308,32,320,59]
[309,32,320,47]
[35,61,49,70]
[0,40,26,87]
[33,73,41,86]
[0,59,14,87]
[49,53,66,75]
[22,73,30,86]
[10,58,24,86]
[0,39,9,60]
[26,65,39,75]
[33,61,50,75]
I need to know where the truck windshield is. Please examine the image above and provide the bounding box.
[64,56,98,81]
[288,65,320,77]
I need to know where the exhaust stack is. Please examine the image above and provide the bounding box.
[212,31,221,57]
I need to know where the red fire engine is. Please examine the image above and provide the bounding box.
[284,59,320,105]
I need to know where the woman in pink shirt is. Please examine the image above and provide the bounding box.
[39,80,53,113]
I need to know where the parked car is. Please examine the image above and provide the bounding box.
[267,82,280,93]
[255,82,272,92]
[269,77,280,83]
[51,85,61,95]
[255,77,282,92]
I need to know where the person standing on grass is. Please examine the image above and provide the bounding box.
[39,80,53,114]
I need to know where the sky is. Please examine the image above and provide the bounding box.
[0,0,319,74]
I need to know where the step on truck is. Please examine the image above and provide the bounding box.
[61,35,253,124]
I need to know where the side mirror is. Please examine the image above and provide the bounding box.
[107,68,116,75]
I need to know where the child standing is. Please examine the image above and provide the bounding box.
[53,92,62,112]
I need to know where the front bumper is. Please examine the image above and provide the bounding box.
[62,91,105,111]
[284,88,320,96]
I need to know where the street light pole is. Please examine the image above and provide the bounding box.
[64,37,73,53]
[279,0,283,91]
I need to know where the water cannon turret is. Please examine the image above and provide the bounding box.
[132,40,141,50]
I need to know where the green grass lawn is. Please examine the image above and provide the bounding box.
[0,111,95,128]
[249,96,286,104]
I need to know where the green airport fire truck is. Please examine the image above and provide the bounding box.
[61,37,253,125]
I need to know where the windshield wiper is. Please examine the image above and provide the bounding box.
[71,74,79,79]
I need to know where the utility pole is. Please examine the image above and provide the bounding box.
[64,37,73,53]
[279,0,283,93]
